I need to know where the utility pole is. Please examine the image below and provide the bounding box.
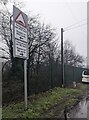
[61,28,64,87]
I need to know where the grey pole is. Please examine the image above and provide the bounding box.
[61,28,64,87]
[24,59,27,110]
[0,62,2,120]
[10,15,13,60]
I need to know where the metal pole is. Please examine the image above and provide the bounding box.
[61,28,64,87]
[24,59,27,110]
[0,62,2,120]
[64,106,67,120]
[10,15,13,61]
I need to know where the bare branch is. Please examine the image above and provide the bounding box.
[0,47,10,55]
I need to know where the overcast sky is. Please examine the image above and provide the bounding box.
[4,0,89,58]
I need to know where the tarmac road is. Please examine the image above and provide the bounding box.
[67,85,89,119]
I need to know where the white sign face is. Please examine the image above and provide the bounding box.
[15,39,27,58]
[15,23,27,42]
[13,6,28,59]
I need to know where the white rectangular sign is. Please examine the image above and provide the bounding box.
[13,6,28,59]
[14,39,27,58]
[15,23,27,42]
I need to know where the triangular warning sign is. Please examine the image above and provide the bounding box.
[15,12,26,27]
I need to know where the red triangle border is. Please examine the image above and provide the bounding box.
[15,11,27,28]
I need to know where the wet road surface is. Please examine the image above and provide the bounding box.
[68,98,89,119]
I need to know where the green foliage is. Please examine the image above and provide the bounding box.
[2,83,86,118]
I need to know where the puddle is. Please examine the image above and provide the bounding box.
[68,97,89,119]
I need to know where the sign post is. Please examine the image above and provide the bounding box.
[24,59,27,110]
[0,62,2,120]
[13,6,28,110]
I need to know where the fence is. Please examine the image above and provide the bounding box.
[64,65,86,84]
[2,62,87,104]
[28,63,87,94]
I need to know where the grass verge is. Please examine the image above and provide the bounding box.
[2,83,87,118]
[0,108,2,120]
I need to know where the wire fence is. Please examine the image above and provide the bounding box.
[28,64,87,94]
[2,63,87,104]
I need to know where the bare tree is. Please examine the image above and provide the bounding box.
[0,1,58,95]
[27,17,57,94]
[56,40,85,67]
